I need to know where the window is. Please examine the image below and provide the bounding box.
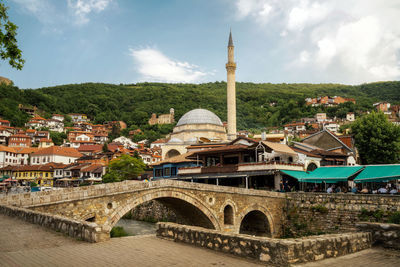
[224,205,234,225]
[171,167,177,176]
[164,167,171,176]
[155,169,163,177]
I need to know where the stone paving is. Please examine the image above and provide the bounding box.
[1,214,400,267]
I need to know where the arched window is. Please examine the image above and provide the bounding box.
[307,162,318,172]
[224,205,234,225]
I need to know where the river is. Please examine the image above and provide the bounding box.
[115,219,157,236]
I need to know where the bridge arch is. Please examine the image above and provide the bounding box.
[236,205,275,237]
[105,189,221,231]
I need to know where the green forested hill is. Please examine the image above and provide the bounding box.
[1,81,399,130]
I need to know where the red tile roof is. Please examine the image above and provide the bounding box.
[32,146,83,158]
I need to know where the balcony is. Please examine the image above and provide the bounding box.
[238,161,304,172]
[179,161,304,177]
[201,165,238,174]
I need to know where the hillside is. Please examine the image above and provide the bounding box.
[1,81,400,130]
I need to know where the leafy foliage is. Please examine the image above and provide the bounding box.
[110,226,128,237]
[102,154,146,183]
[0,1,24,69]
[351,112,400,164]
[49,131,67,146]
[1,81,400,134]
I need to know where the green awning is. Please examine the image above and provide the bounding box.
[280,170,310,180]
[282,166,364,183]
[353,165,400,183]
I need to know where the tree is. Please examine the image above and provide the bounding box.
[351,112,400,164]
[102,154,146,183]
[0,1,24,69]
[50,131,67,146]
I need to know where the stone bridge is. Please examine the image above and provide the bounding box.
[0,180,286,242]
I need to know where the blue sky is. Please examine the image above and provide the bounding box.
[3,0,400,88]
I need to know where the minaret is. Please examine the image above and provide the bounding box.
[226,30,237,140]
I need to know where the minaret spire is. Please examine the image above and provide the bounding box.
[228,29,233,47]
[226,29,237,140]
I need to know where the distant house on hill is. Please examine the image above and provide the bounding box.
[148,108,175,125]
[68,113,89,123]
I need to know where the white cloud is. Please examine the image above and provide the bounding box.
[287,1,329,32]
[67,0,113,24]
[235,0,274,24]
[234,0,400,83]
[12,0,58,25]
[129,48,208,83]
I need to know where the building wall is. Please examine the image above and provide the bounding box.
[172,123,227,142]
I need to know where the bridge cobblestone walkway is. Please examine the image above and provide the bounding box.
[1,214,400,267]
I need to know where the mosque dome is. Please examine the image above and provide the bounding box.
[176,109,223,127]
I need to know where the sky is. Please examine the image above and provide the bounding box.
[3,0,400,88]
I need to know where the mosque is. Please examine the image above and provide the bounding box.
[161,31,237,159]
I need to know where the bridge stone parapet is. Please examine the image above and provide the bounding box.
[0,180,287,240]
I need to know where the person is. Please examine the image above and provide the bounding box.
[335,186,341,193]
[327,185,333,193]
[351,186,358,193]
[283,181,290,192]
[360,187,369,194]
[390,188,398,194]
[378,186,388,194]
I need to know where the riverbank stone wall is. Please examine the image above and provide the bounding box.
[157,222,372,266]
[356,222,400,250]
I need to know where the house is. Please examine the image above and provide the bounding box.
[346,112,355,122]
[77,144,103,156]
[152,152,198,179]
[52,114,64,122]
[284,122,306,133]
[8,133,31,147]
[93,131,108,144]
[0,145,18,167]
[33,131,50,144]
[104,121,127,133]
[113,136,138,149]
[148,108,175,125]
[150,138,168,149]
[315,113,327,122]
[298,129,356,165]
[176,137,303,190]
[15,147,38,165]
[322,122,339,133]
[74,122,92,132]
[38,138,54,148]
[77,153,111,166]
[0,119,10,127]
[0,126,13,145]
[25,115,47,129]
[68,113,89,123]
[373,102,391,112]
[292,142,348,168]
[80,164,105,181]
[30,146,83,165]
[18,104,37,116]
[47,119,64,132]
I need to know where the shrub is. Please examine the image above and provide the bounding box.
[110,226,128,238]
[310,205,328,214]
[388,212,400,224]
